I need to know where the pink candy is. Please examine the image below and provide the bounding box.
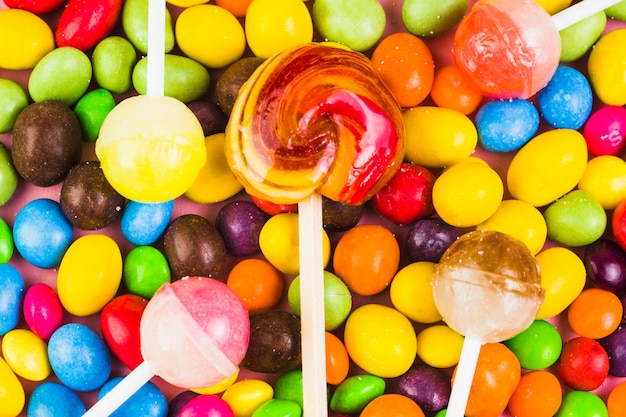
[583,105,626,156]
[22,283,63,340]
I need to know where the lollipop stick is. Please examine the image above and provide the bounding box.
[298,192,328,417]
[446,336,482,417]
[552,0,623,31]
[146,0,166,96]
[82,361,157,417]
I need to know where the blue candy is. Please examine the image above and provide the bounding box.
[13,198,73,268]
[28,381,86,417]
[98,377,168,417]
[120,200,175,246]
[0,264,24,335]
[475,98,539,153]
[48,323,111,392]
[538,65,593,130]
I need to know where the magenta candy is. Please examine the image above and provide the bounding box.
[179,394,234,417]
[583,105,626,156]
[23,283,64,340]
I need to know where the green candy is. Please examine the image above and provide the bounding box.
[28,46,92,107]
[0,217,13,263]
[274,369,305,409]
[555,391,608,417]
[73,89,116,143]
[92,36,137,94]
[0,143,17,207]
[0,78,28,133]
[544,190,607,247]
[288,270,352,331]
[251,399,302,417]
[504,319,562,370]
[330,374,385,415]
[606,0,626,21]
[123,246,171,299]
[122,0,174,55]
[559,11,606,62]
[402,0,468,37]
[132,54,210,103]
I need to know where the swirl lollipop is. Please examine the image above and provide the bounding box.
[226,43,405,417]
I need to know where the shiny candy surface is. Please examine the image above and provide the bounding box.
[0,264,24,336]
[123,246,171,299]
[504,320,562,370]
[221,379,274,417]
[0,216,12,263]
[588,28,626,106]
[98,377,168,417]
[226,43,404,205]
[578,155,626,210]
[27,382,86,417]
[100,294,147,370]
[583,105,626,156]
[390,261,441,324]
[1,328,50,381]
[506,371,562,417]
[0,9,54,70]
[22,283,63,340]
[0,356,25,417]
[416,325,464,369]
[179,394,234,417]
[537,66,593,130]
[120,200,174,246]
[475,98,539,153]
[330,374,386,415]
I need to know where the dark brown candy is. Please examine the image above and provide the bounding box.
[242,309,302,374]
[59,160,126,230]
[163,214,227,280]
[215,57,265,116]
[186,100,227,136]
[322,196,363,232]
[11,100,82,187]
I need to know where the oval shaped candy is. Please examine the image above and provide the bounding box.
[251,399,301,417]
[92,36,137,94]
[27,382,85,417]
[0,216,13,263]
[0,264,24,336]
[330,374,386,415]
[48,323,111,392]
[23,283,63,340]
[1,328,51,381]
[588,28,626,106]
[0,8,54,70]
[538,66,593,130]
[100,294,147,370]
[57,234,123,316]
[13,198,73,269]
[583,105,626,156]
[120,199,174,246]
[56,0,124,52]
[122,0,174,54]
[3,0,68,14]
[0,142,18,208]
[179,394,234,417]
[222,379,274,417]
[73,89,117,142]
[0,356,25,417]
[475,98,539,152]
[559,10,606,62]
[123,246,171,299]
[98,377,167,417]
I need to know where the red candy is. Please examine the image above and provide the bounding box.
[556,336,610,391]
[100,294,147,370]
[22,283,64,340]
[55,0,123,51]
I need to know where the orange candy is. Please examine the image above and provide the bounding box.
[226,258,284,311]
[461,342,521,417]
[608,381,626,417]
[371,32,434,108]
[567,288,623,339]
[325,331,349,385]
[430,65,484,115]
[359,393,425,417]
[333,224,400,296]
[215,0,253,17]
[507,370,563,417]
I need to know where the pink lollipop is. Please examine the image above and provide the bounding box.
[454,0,623,99]
[83,277,249,416]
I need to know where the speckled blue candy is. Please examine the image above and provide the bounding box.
[12,198,73,268]
[48,323,111,392]
[28,381,86,417]
[475,98,539,153]
[120,199,175,246]
[538,65,593,130]
[0,264,24,335]
[98,376,168,417]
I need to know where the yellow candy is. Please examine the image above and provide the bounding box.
[588,29,626,106]
[0,356,24,417]
[534,0,572,14]
[535,246,586,320]
[1,329,50,381]
[578,155,626,210]
[191,371,239,395]
[245,0,313,58]
[167,0,208,6]
[477,199,547,255]
[507,129,588,207]
[222,379,274,417]
[0,9,54,70]
[185,133,243,203]
[416,324,464,369]
[403,106,477,169]
[96,95,206,203]
[390,262,442,324]
[57,234,122,316]
[432,159,503,227]
[175,5,246,68]
[344,304,417,378]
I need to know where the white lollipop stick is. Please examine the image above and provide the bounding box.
[552,0,623,31]
[445,336,482,417]
[146,0,165,96]
[298,192,328,417]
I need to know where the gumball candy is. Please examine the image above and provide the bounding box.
[588,28,626,106]
[0,264,24,336]
[599,324,626,377]
[396,364,451,413]
[537,66,593,129]
[584,238,626,292]
[120,200,174,246]
[322,197,363,232]
[430,64,483,115]
[556,391,608,417]
[578,155,626,210]
[215,200,267,257]
[359,394,425,417]
[1,328,51,381]
[96,95,206,203]
[405,217,459,263]
[416,325,464,369]
[221,379,274,417]
[507,371,562,417]
[504,320,562,370]
[330,374,386,415]
[608,382,626,417]
[226,258,283,312]
[27,382,86,417]
[179,394,234,417]
[475,98,539,153]
[168,391,199,417]
[567,288,622,339]
[402,0,468,37]
[23,283,63,340]
[390,262,442,324]
[583,105,626,156]
[556,337,609,391]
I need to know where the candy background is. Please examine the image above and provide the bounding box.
[1,0,626,416]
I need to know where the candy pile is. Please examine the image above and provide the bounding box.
[1,0,626,416]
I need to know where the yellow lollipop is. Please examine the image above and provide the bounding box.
[96,95,206,202]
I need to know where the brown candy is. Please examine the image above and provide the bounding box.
[215,56,265,116]
[323,196,364,232]
[11,100,82,187]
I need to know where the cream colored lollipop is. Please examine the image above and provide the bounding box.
[432,230,544,417]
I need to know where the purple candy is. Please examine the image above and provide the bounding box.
[396,364,451,412]
[584,239,626,292]
[599,323,626,377]
[215,200,268,257]
[406,218,459,263]
[168,391,199,417]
